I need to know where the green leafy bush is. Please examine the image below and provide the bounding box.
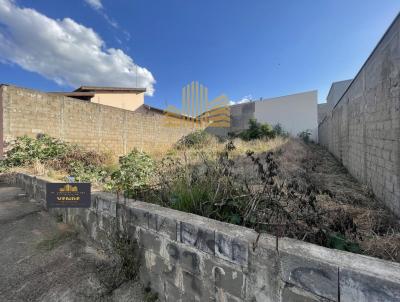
[4,135,69,167]
[273,123,289,137]
[298,129,312,143]
[239,119,276,141]
[67,160,109,183]
[236,120,290,141]
[105,149,155,197]
[0,134,110,182]
[175,130,214,149]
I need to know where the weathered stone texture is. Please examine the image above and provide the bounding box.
[281,284,333,302]
[280,252,338,301]
[0,85,196,156]
[340,269,400,302]
[319,14,400,216]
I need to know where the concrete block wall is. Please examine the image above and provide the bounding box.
[317,103,329,124]
[319,14,400,216]
[0,85,195,157]
[7,172,400,302]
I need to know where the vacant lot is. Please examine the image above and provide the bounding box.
[135,134,400,262]
[1,132,399,262]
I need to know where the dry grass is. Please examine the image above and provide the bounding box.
[161,136,288,162]
[32,159,46,176]
[278,139,400,262]
[8,163,68,181]
[361,233,400,262]
[231,136,288,156]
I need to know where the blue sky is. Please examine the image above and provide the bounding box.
[0,0,399,109]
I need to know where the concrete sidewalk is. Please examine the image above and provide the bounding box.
[0,182,146,302]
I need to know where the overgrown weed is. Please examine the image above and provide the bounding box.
[36,224,78,251]
[97,222,141,295]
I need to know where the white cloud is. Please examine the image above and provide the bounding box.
[84,0,118,29]
[230,95,252,105]
[85,0,103,11]
[238,95,252,104]
[0,0,155,95]
[101,13,118,29]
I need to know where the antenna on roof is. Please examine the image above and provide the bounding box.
[135,65,138,88]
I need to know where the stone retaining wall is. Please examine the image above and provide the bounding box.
[6,172,400,302]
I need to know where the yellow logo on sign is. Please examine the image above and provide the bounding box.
[163,81,230,128]
[59,184,78,192]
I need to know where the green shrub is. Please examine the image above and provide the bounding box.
[105,149,155,197]
[237,120,290,141]
[175,130,214,149]
[239,118,275,140]
[298,130,312,143]
[67,160,109,183]
[0,134,111,183]
[4,135,69,167]
[273,123,289,137]
[0,161,8,173]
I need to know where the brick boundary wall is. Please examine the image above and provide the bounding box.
[5,172,400,302]
[0,85,196,156]
[318,14,400,216]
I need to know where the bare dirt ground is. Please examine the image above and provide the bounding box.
[279,139,400,262]
[0,183,146,302]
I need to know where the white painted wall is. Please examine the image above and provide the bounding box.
[254,90,318,141]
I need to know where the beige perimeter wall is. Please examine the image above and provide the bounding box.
[0,85,195,157]
[319,14,400,216]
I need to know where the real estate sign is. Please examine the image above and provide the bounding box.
[46,183,91,208]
